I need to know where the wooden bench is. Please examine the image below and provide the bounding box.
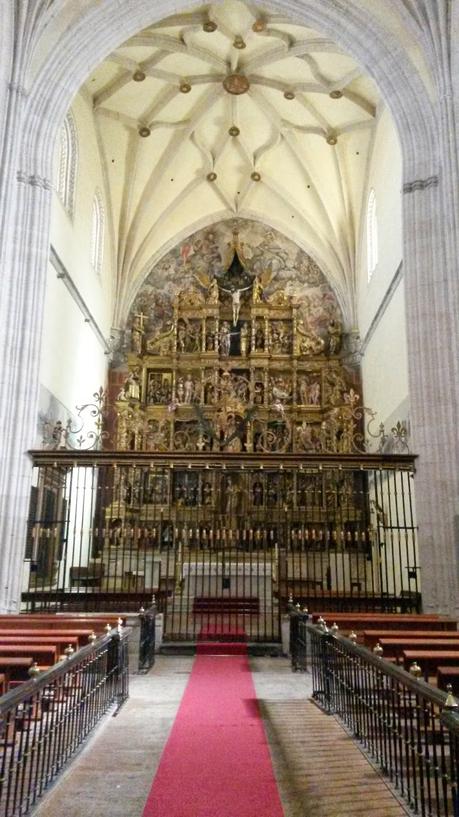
[437,666,459,692]
[0,629,97,647]
[378,638,459,661]
[0,644,57,665]
[193,597,259,615]
[312,613,457,632]
[0,635,80,652]
[69,563,105,587]
[0,617,121,631]
[362,629,459,649]
[0,657,34,683]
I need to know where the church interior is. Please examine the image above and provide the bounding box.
[0,1,458,816]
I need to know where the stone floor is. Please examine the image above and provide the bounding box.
[31,655,410,817]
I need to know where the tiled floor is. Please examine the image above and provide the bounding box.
[31,655,409,817]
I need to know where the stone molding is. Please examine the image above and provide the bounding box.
[402,175,439,194]
[16,170,52,190]
[8,82,28,98]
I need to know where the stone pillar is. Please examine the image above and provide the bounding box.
[403,175,459,616]
[0,171,52,611]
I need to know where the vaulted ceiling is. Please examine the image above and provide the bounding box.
[84,0,388,321]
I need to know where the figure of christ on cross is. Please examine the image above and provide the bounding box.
[218,283,252,326]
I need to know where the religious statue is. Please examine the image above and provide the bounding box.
[252,480,263,506]
[252,276,263,303]
[240,322,249,356]
[219,321,231,356]
[131,312,146,355]
[298,376,309,405]
[218,283,252,326]
[309,381,321,405]
[298,329,325,356]
[184,374,194,404]
[125,370,141,401]
[327,318,342,355]
[176,377,185,403]
[202,481,212,505]
[208,278,219,303]
[177,322,187,353]
[51,420,69,449]
[255,324,265,350]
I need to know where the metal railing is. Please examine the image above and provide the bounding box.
[0,628,129,817]
[138,605,156,672]
[308,623,459,817]
[289,609,310,671]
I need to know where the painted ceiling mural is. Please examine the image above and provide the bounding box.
[126,219,343,344]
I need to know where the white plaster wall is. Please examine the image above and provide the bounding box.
[361,283,409,427]
[39,92,112,418]
[358,108,403,339]
[39,266,107,414]
[358,107,408,428]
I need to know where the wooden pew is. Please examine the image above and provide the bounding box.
[312,613,457,631]
[437,666,459,692]
[363,629,459,649]
[0,657,34,684]
[378,638,459,662]
[402,650,459,676]
[0,635,80,652]
[0,629,95,648]
[0,644,57,666]
[0,616,121,629]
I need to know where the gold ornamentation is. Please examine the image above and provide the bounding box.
[252,19,266,32]
[223,74,250,95]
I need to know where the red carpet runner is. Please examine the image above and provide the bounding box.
[142,652,285,817]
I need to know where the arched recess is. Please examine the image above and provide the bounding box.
[0,0,457,616]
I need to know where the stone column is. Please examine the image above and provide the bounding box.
[403,172,459,616]
[0,169,52,611]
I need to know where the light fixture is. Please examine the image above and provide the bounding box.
[228,126,240,137]
[251,171,261,181]
[207,172,217,182]
[284,90,295,100]
[329,90,343,99]
[326,133,338,145]
[133,70,146,82]
[138,126,151,137]
[203,20,217,32]
[179,81,192,93]
[233,35,246,49]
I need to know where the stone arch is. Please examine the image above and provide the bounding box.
[0,0,457,615]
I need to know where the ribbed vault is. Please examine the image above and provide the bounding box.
[82,0,386,325]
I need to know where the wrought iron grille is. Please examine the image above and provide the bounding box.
[23,451,419,643]
[308,624,459,817]
[138,605,156,672]
[0,628,129,817]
